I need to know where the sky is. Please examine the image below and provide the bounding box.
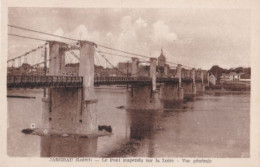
[8,8,251,69]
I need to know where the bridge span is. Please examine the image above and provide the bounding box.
[7,75,204,88]
[7,40,209,137]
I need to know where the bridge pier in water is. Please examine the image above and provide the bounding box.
[126,84,161,110]
[41,41,98,135]
[159,64,183,103]
[195,70,205,94]
[183,68,196,101]
[127,57,161,110]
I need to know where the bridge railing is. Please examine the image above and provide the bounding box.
[7,75,196,88]
[7,75,83,88]
[94,76,152,84]
[94,77,193,84]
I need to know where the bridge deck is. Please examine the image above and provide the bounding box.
[7,75,201,89]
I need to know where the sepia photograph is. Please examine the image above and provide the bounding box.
[1,0,260,166]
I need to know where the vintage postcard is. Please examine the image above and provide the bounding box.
[1,0,260,167]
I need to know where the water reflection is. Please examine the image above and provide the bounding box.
[7,87,250,157]
[126,110,157,157]
[41,136,97,157]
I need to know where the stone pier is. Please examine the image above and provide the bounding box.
[159,64,183,103]
[192,68,196,95]
[159,83,183,103]
[183,68,196,100]
[164,64,169,77]
[41,41,98,135]
[150,58,157,92]
[131,57,139,77]
[127,57,161,110]
[195,70,205,93]
[126,84,161,110]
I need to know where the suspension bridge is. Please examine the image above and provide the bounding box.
[7,25,209,136]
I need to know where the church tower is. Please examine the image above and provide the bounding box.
[158,49,166,67]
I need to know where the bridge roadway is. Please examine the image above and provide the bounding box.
[7,75,202,89]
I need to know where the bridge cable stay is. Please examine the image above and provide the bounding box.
[95,52,102,67]
[34,48,44,66]
[96,44,150,60]
[96,50,147,61]
[96,46,150,77]
[9,25,196,70]
[29,50,66,68]
[29,50,76,69]
[8,34,78,65]
[96,52,127,76]
[8,46,48,69]
[96,54,141,76]
[9,24,151,63]
[69,51,80,60]
[67,52,76,64]
[65,53,70,65]
[95,46,146,76]
[96,44,195,69]
[95,49,127,76]
[7,43,48,63]
[94,53,99,66]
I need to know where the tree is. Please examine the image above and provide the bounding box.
[209,65,223,80]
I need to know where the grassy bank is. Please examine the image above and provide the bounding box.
[206,81,250,91]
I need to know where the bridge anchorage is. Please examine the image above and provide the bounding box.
[7,40,208,137]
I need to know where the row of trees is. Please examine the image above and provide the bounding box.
[209,65,251,80]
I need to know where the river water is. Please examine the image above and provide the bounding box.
[7,87,250,158]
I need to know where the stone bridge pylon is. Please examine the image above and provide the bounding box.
[42,41,98,135]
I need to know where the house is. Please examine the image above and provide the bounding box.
[64,63,79,75]
[209,74,216,85]
[229,72,242,81]
[240,73,251,82]
[220,72,244,82]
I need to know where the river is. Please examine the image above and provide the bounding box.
[7,87,250,157]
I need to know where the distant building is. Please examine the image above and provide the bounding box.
[157,49,167,77]
[117,62,131,76]
[240,73,251,82]
[139,65,150,77]
[7,63,47,75]
[64,63,79,75]
[30,67,46,75]
[220,72,244,82]
[194,69,207,80]
[182,68,191,78]
[168,68,177,78]
[158,49,166,67]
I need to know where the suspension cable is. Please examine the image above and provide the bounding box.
[9,24,78,41]
[7,43,48,62]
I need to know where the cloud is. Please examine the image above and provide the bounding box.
[54,28,65,36]
[152,20,178,42]
[50,17,180,66]
[134,18,148,28]
[120,16,132,32]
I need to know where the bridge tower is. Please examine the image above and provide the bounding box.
[42,41,97,135]
[159,64,183,103]
[192,68,197,95]
[126,57,161,110]
[196,69,205,92]
[150,57,157,92]
[164,64,169,77]
[131,57,139,77]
